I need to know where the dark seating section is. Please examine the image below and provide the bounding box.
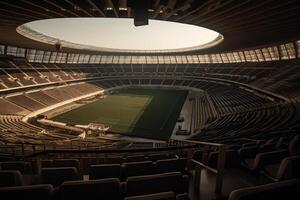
[0,170,23,187]
[59,178,122,200]
[89,164,121,180]
[41,167,78,187]
[156,158,187,174]
[262,155,300,181]
[52,159,80,170]
[289,138,300,155]
[125,172,188,197]
[0,161,31,174]
[88,158,189,182]
[0,184,54,200]
[41,160,53,168]
[228,179,300,200]
[208,150,240,168]
[122,161,157,180]
[0,136,299,199]
[242,150,289,172]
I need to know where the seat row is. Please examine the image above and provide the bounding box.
[0,172,189,200]
[192,137,300,182]
[0,158,188,187]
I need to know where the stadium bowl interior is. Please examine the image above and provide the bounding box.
[0,1,300,200]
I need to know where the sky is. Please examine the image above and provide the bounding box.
[25,18,220,51]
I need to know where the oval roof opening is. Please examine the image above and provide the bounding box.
[17,18,223,53]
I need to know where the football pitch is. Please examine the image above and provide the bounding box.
[52,88,188,140]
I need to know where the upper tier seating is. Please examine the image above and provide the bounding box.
[0,59,299,97]
[192,102,300,143]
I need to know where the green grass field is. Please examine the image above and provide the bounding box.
[52,89,187,140]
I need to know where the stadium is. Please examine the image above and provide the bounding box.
[0,0,300,199]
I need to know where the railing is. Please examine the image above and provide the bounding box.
[0,139,227,196]
[0,141,121,157]
[174,139,226,196]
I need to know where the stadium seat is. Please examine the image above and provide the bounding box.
[276,137,289,149]
[59,178,122,200]
[289,139,300,155]
[260,143,277,152]
[156,158,187,174]
[52,159,80,170]
[262,155,300,181]
[208,150,240,168]
[228,179,300,200]
[125,172,189,197]
[41,167,78,187]
[122,161,156,180]
[40,160,53,168]
[242,150,289,172]
[0,170,23,187]
[0,184,53,199]
[89,164,121,180]
[192,150,204,163]
[104,156,124,164]
[238,146,260,158]
[0,153,12,162]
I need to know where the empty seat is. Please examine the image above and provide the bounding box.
[40,160,53,168]
[262,155,300,181]
[242,150,289,172]
[276,137,289,149]
[0,184,53,199]
[59,178,122,200]
[228,179,300,200]
[1,161,30,174]
[156,158,187,174]
[52,159,80,170]
[260,143,277,152]
[239,146,260,164]
[0,153,12,162]
[0,170,23,187]
[124,191,176,200]
[208,150,240,168]
[89,164,121,180]
[192,150,204,163]
[125,172,188,197]
[289,139,300,155]
[41,167,78,187]
[122,161,156,180]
